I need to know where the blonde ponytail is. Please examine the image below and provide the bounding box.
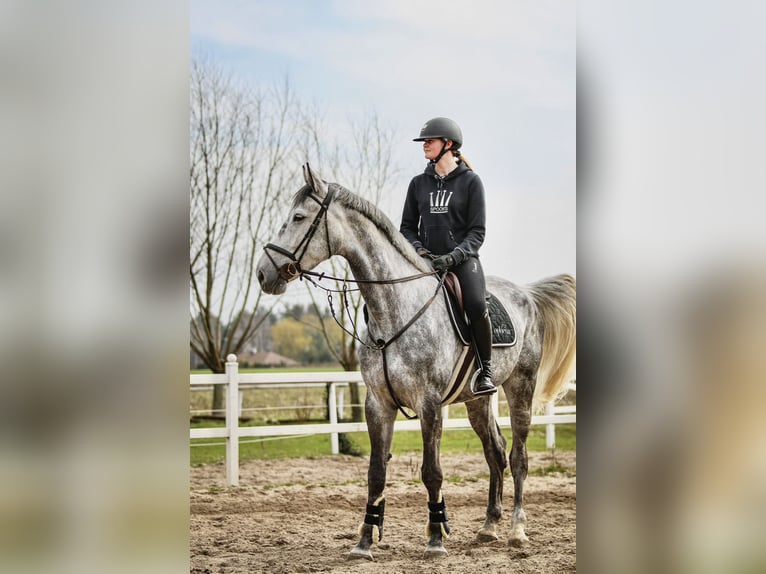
[457,152,474,172]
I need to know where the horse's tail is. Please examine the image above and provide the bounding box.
[528,274,577,410]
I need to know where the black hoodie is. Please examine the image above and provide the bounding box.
[399,161,486,261]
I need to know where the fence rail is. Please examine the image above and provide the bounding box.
[190,354,576,486]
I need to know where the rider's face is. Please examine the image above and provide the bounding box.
[422,138,451,161]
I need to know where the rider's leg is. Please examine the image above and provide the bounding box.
[453,257,496,396]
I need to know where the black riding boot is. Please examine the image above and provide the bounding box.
[471,311,497,396]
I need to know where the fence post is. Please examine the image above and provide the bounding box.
[329,382,339,454]
[225,354,240,486]
[545,401,555,449]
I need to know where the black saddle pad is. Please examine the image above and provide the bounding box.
[442,284,516,347]
[487,292,515,346]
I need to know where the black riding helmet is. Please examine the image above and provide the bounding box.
[413,117,463,149]
[413,117,463,164]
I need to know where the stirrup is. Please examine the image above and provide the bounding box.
[473,384,497,396]
[473,375,497,396]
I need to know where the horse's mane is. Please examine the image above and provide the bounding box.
[292,183,429,272]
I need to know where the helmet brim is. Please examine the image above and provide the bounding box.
[412,136,461,149]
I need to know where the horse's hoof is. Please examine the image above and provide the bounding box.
[476,529,499,542]
[348,546,374,561]
[508,533,529,548]
[424,545,448,559]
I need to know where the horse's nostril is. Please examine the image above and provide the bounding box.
[257,270,265,284]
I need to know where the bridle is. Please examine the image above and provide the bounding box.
[262,185,335,282]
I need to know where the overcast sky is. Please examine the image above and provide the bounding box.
[190,0,575,285]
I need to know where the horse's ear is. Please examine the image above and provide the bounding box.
[302,163,328,197]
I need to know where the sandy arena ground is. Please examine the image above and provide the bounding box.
[190,451,576,573]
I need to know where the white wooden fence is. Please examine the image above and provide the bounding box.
[190,354,576,486]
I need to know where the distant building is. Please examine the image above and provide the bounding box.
[239,350,300,368]
[189,311,275,370]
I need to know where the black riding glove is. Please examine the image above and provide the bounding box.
[432,249,466,271]
[432,253,456,271]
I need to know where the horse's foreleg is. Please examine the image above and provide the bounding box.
[349,394,396,561]
[420,398,449,558]
[508,404,532,547]
[466,397,508,542]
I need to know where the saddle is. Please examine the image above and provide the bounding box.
[442,273,516,348]
[439,273,516,405]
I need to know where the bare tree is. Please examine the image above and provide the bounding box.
[298,111,401,421]
[189,56,299,413]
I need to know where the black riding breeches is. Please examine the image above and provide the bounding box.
[450,256,487,321]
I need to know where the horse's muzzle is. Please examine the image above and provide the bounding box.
[278,262,301,282]
[256,262,289,295]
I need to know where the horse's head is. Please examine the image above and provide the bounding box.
[256,164,335,294]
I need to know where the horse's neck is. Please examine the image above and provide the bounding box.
[339,213,434,335]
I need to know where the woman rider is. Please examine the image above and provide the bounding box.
[400,117,496,396]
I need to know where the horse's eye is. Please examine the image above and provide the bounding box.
[292,213,305,222]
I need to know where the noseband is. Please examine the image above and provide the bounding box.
[263,186,335,281]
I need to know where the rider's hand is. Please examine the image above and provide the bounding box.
[432,253,455,271]
[416,247,433,259]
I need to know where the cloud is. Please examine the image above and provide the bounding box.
[191,0,575,110]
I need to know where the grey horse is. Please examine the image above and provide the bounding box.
[256,165,576,560]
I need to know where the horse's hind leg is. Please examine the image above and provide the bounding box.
[466,396,508,542]
[349,393,396,561]
[420,396,450,558]
[505,375,536,547]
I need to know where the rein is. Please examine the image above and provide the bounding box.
[301,267,435,286]
[303,270,446,351]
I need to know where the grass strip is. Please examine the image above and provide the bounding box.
[190,423,575,466]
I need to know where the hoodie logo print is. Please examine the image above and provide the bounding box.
[429,190,453,214]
